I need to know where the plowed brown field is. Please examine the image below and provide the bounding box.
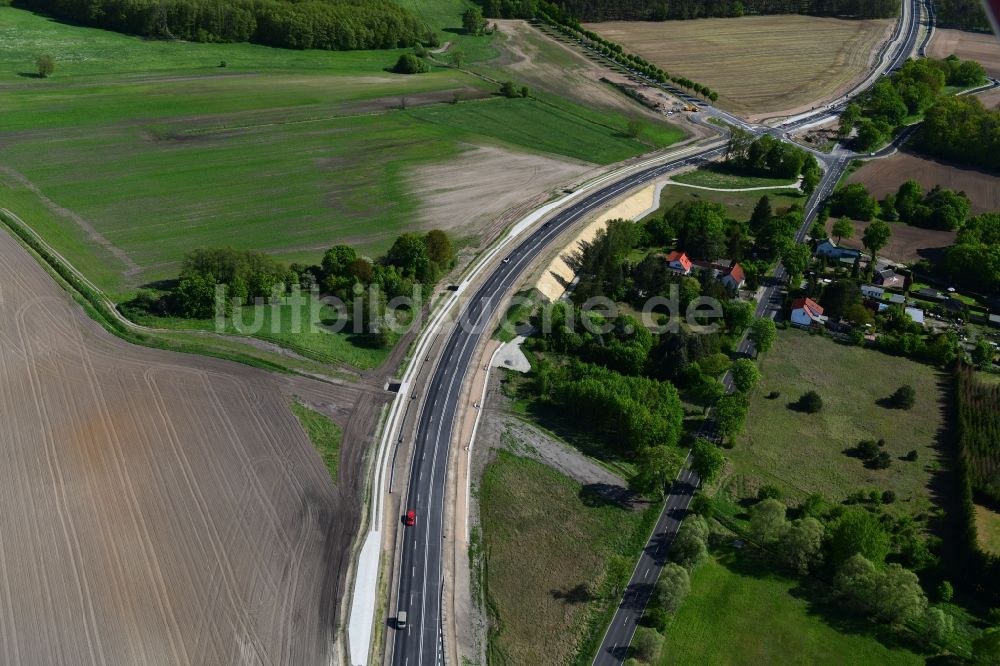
[0,228,384,664]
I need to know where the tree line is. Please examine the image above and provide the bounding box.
[918,95,1000,172]
[935,0,993,32]
[952,366,1000,609]
[945,213,1000,296]
[129,229,455,346]
[538,13,719,100]
[18,0,430,50]
[829,180,971,230]
[483,0,898,21]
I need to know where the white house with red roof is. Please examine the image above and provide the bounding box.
[791,297,827,328]
[665,251,693,275]
[721,262,746,290]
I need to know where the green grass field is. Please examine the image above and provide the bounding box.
[656,549,923,666]
[727,330,946,515]
[650,183,804,222]
[672,166,800,190]
[0,7,681,303]
[480,451,657,666]
[134,297,398,369]
[975,504,1000,555]
[290,400,343,483]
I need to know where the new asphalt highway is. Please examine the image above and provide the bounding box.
[391,1,928,664]
[390,145,728,666]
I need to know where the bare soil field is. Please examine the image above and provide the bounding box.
[585,16,893,117]
[0,228,385,664]
[825,217,956,264]
[409,143,595,244]
[978,87,1000,109]
[929,28,1000,77]
[848,151,1000,216]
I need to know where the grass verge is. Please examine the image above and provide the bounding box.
[672,166,800,190]
[975,504,1000,555]
[290,400,343,483]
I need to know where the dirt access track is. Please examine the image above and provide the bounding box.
[0,228,387,664]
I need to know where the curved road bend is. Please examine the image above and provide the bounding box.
[389,145,728,666]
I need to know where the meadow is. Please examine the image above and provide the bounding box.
[479,451,657,666]
[585,15,893,117]
[0,7,682,303]
[727,330,946,516]
[657,549,923,665]
[651,183,804,222]
[672,166,800,190]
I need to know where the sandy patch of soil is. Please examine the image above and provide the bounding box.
[534,182,659,301]
[409,143,594,243]
[0,228,383,664]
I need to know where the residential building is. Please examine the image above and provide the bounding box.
[873,268,905,289]
[905,307,925,325]
[721,262,746,290]
[665,250,693,275]
[861,284,885,301]
[791,297,827,328]
[815,239,861,260]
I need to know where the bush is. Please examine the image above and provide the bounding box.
[631,627,664,663]
[644,607,670,632]
[937,580,954,602]
[882,490,896,504]
[654,563,690,614]
[500,80,519,97]
[888,384,916,410]
[856,439,881,460]
[690,493,714,519]
[36,54,55,78]
[757,484,784,501]
[391,53,429,74]
[871,451,892,469]
[797,390,823,413]
[904,449,919,462]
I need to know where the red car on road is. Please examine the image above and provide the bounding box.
[404,510,416,526]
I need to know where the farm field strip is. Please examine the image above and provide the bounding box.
[0,226,376,664]
[585,15,894,116]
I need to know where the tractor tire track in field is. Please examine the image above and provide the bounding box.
[0,226,388,664]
